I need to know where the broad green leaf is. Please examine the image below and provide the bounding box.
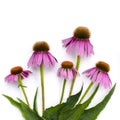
[63,85,83,111]
[3,95,43,120]
[79,84,116,120]
[43,86,83,120]
[17,98,43,120]
[3,94,21,108]
[58,85,99,120]
[33,88,38,113]
[43,103,65,120]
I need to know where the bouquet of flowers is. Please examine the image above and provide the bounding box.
[3,26,116,120]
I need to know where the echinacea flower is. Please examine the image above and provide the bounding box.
[5,66,31,82]
[57,61,78,104]
[57,61,77,80]
[62,26,94,57]
[27,41,57,113]
[5,66,31,106]
[83,61,111,88]
[27,41,57,68]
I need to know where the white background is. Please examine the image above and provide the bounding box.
[0,0,120,119]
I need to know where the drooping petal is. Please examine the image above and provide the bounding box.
[88,42,94,56]
[27,52,43,67]
[76,40,85,56]
[90,69,99,82]
[98,72,111,88]
[84,40,94,56]
[96,72,103,84]
[36,52,43,66]
[61,68,67,79]
[105,73,112,88]
[67,69,73,80]
[62,37,73,47]
[43,52,51,67]
[21,70,32,79]
[57,68,67,79]
[83,67,97,78]
[47,52,57,66]
[5,74,18,82]
[66,40,76,54]
[27,53,34,67]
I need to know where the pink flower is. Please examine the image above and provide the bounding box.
[5,66,31,82]
[83,61,112,88]
[27,41,57,67]
[62,26,94,57]
[57,61,78,80]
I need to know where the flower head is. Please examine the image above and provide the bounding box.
[5,66,31,82]
[27,41,57,68]
[83,61,111,88]
[62,26,94,57]
[57,61,77,80]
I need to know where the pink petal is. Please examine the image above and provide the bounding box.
[47,52,57,66]
[100,72,111,88]
[83,67,97,78]
[21,70,32,78]
[66,40,76,54]
[96,72,103,83]
[58,68,67,79]
[91,69,99,82]
[67,69,73,80]
[5,74,18,82]
[61,68,67,79]
[76,40,85,56]
[85,40,94,56]
[43,53,51,67]
[62,37,73,47]
[27,52,43,67]
[36,52,43,66]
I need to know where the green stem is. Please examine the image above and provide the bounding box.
[59,79,67,104]
[79,82,93,104]
[18,74,30,107]
[75,56,81,70]
[69,56,80,96]
[40,64,45,114]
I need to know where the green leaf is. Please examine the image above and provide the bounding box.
[43,103,65,120]
[79,84,116,120]
[63,85,83,111]
[33,88,39,113]
[3,94,21,108]
[58,85,99,120]
[17,98,43,120]
[43,86,83,120]
[3,95,44,120]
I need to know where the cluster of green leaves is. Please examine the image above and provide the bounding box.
[3,84,116,120]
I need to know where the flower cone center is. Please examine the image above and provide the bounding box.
[33,41,50,52]
[96,61,110,72]
[74,26,91,40]
[11,66,23,74]
[61,61,73,69]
